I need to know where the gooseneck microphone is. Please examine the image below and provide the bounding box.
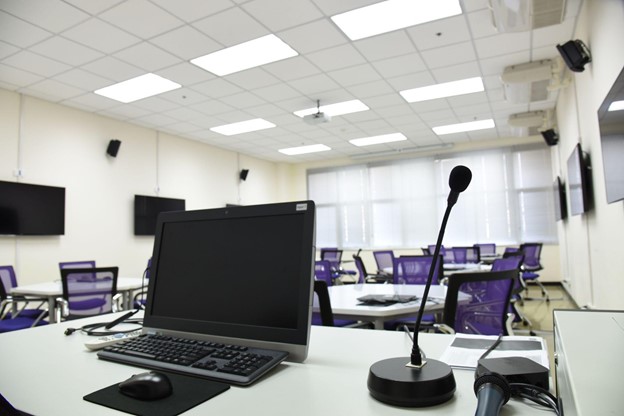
[367,165,472,407]
[474,373,511,416]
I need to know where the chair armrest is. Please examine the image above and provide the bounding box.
[55,297,68,321]
[433,323,455,334]
[112,293,123,313]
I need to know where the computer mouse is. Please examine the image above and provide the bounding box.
[118,371,173,401]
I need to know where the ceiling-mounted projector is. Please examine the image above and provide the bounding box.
[303,111,331,125]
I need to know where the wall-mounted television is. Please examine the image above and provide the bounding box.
[553,176,567,221]
[134,195,185,236]
[597,66,624,204]
[566,143,592,216]
[0,180,65,235]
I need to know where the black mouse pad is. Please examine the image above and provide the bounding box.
[83,372,229,416]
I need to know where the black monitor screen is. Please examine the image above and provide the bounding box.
[0,181,65,235]
[144,201,315,349]
[553,176,567,221]
[134,195,185,236]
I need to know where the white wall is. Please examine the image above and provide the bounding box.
[0,90,281,285]
[553,0,624,309]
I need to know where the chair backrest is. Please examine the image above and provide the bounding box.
[451,246,481,264]
[372,250,394,273]
[312,280,334,326]
[352,255,367,284]
[492,255,525,294]
[314,260,334,286]
[421,247,431,255]
[443,269,516,335]
[0,266,18,294]
[60,267,118,318]
[393,255,443,285]
[474,243,496,256]
[59,260,96,269]
[519,243,543,270]
[320,248,342,271]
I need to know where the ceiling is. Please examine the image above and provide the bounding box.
[0,0,582,164]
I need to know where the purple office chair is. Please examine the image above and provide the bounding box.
[492,255,534,334]
[474,243,496,256]
[59,260,96,269]
[393,255,443,285]
[519,243,552,301]
[352,254,391,284]
[314,260,334,286]
[57,267,119,321]
[443,270,516,335]
[0,265,47,320]
[0,269,49,332]
[133,258,152,309]
[320,248,356,281]
[372,250,395,276]
[311,272,371,328]
[451,247,480,264]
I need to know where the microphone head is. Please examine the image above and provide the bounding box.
[449,165,472,193]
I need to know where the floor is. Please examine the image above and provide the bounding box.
[509,282,578,379]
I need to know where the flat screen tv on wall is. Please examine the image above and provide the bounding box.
[566,143,592,216]
[553,176,567,221]
[134,195,185,236]
[0,180,65,235]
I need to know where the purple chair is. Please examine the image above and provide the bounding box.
[492,255,533,333]
[59,260,96,269]
[314,260,334,286]
[474,243,496,256]
[372,250,395,276]
[352,254,390,284]
[311,274,370,328]
[443,270,516,335]
[393,255,443,285]
[0,269,48,332]
[519,243,549,300]
[320,248,356,280]
[58,267,119,320]
[450,246,481,264]
[0,265,47,320]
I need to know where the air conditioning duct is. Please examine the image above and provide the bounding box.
[508,109,555,136]
[489,0,566,32]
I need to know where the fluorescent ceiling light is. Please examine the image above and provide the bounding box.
[210,118,275,136]
[278,144,331,155]
[400,77,484,103]
[331,0,462,41]
[349,133,407,147]
[608,100,624,111]
[94,73,180,103]
[433,119,495,135]
[191,34,298,76]
[294,100,369,117]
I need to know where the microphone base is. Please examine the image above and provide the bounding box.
[368,357,456,407]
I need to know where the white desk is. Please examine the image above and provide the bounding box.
[0,312,540,415]
[11,277,145,323]
[324,284,459,329]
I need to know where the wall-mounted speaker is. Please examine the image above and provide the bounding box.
[557,40,591,72]
[107,139,121,157]
[541,129,559,146]
[239,169,249,181]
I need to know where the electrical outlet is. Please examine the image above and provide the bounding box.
[13,169,24,178]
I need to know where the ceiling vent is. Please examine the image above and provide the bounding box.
[501,60,557,103]
[489,0,566,32]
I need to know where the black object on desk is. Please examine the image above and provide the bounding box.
[84,371,229,416]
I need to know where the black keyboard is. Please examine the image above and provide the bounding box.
[97,334,289,386]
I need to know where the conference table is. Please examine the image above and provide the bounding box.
[0,311,544,415]
[11,277,145,323]
[322,283,469,329]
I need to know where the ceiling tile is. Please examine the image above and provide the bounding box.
[263,56,322,81]
[242,0,324,32]
[99,0,184,39]
[220,91,267,109]
[0,11,51,48]
[53,68,112,90]
[0,0,89,33]
[3,51,71,77]
[191,78,243,99]
[0,40,20,59]
[225,68,280,90]
[20,78,84,101]
[151,0,234,23]
[150,26,222,60]
[30,36,104,66]
[81,56,143,82]
[62,18,141,54]
[354,31,416,62]
[191,7,267,46]
[328,64,383,87]
[61,0,125,15]
[0,63,43,87]
[279,19,348,54]
[474,32,531,59]
[466,9,498,40]
[114,42,182,72]
[155,62,215,86]
[287,73,340,96]
[373,53,427,79]
[307,44,366,72]
[252,83,301,103]
[420,41,477,69]
[407,15,471,50]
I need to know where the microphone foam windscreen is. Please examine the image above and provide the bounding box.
[449,165,472,193]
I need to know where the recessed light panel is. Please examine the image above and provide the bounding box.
[191,34,298,76]
[433,119,495,135]
[331,0,462,41]
[94,73,181,103]
[210,118,276,136]
[278,144,331,155]
[294,100,369,117]
[349,133,407,147]
[400,77,484,103]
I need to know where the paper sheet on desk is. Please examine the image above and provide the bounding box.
[439,333,549,369]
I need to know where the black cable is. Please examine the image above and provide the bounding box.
[510,383,560,415]
[64,318,143,337]
[479,334,503,361]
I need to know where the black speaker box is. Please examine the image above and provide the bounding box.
[107,139,121,157]
[557,40,591,72]
[239,169,249,181]
[541,129,559,146]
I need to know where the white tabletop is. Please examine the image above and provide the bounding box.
[0,311,540,415]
